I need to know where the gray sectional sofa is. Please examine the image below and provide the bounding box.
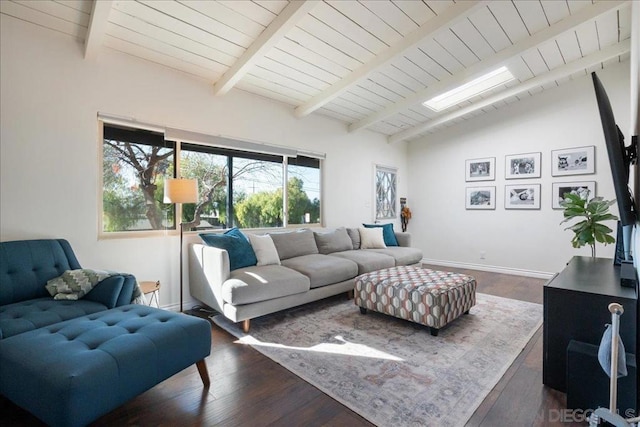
[189,227,422,331]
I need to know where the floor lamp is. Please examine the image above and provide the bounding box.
[164,178,198,312]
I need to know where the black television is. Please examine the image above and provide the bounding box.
[591,72,638,263]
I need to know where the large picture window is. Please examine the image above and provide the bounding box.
[100,122,321,234]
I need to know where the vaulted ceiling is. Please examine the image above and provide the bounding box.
[1,0,633,142]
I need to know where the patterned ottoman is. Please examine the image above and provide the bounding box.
[354,266,476,336]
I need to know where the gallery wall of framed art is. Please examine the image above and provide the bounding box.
[464,146,597,211]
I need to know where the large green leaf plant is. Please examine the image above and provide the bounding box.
[560,192,618,258]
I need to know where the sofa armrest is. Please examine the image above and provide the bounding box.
[84,274,137,309]
[394,232,412,247]
[188,244,230,313]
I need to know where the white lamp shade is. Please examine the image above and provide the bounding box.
[163,178,199,204]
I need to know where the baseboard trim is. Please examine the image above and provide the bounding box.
[421,258,555,280]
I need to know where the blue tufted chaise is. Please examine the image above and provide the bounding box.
[0,239,212,427]
[0,239,137,339]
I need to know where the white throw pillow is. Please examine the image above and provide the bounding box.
[247,234,281,266]
[359,227,387,249]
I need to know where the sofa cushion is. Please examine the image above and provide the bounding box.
[0,239,81,306]
[281,254,358,288]
[247,234,280,266]
[199,228,257,271]
[346,228,361,249]
[269,229,318,260]
[329,250,396,274]
[0,298,108,339]
[82,275,129,308]
[359,227,387,249]
[363,223,399,246]
[222,265,310,305]
[394,232,411,247]
[363,247,423,266]
[313,227,353,254]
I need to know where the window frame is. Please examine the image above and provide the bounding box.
[374,164,398,220]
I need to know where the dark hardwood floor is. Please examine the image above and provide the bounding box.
[0,266,583,426]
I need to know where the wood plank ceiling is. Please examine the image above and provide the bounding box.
[1,0,633,142]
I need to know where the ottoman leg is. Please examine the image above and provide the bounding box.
[196,360,210,387]
[429,327,439,337]
[359,307,367,314]
[242,319,250,333]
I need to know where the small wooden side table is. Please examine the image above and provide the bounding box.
[139,280,161,308]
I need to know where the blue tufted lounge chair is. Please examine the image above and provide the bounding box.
[0,239,212,427]
[0,239,137,339]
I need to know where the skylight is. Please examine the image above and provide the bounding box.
[423,66,515,112]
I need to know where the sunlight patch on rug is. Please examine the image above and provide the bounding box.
[213,293,542,427]
[237,334,404,361]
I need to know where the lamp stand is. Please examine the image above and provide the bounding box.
[179,220,185,312]
[163,177,198,314]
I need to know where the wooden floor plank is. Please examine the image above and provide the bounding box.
[0,266,563,427]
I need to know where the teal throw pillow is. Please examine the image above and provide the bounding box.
[363,223,398,246]
[199,228,257,270]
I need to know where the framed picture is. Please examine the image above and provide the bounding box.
[505,152,541,179]
[551,146,595,176]
[374,164,397,220]
[505,184,541,209]
[552,181,596,209]
[465,157,495,182]
[466,186,496,210]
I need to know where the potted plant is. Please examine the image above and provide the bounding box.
[560,192,618,258]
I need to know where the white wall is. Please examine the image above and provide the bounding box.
[0,16,408,309]
[407,61,632,275]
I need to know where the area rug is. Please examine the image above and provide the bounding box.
[212,293,543,427]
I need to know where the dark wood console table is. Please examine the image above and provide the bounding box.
[543,256,637,392]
